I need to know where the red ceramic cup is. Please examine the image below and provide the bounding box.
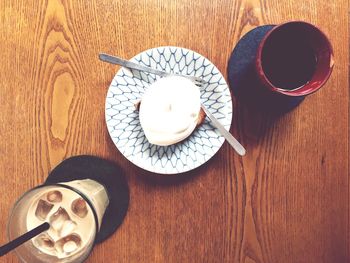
[255,21,334,97]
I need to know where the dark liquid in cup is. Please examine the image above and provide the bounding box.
[261,29,317,90]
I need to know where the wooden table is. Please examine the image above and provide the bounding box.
[0,0,348,262]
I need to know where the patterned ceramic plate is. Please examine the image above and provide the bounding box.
[105,46,232,174]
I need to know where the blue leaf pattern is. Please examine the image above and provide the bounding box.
[105,46,232,174]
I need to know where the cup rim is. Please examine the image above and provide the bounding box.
[255,20,334,97]
[7,184,98,263]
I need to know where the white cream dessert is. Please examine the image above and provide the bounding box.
[139,76,201,146]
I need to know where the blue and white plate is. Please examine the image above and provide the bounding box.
[105,46,232,174]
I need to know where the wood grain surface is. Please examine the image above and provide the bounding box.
[0,0,348,262]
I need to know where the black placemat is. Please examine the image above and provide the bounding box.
[45,155,129,243]
[227,25,305,113]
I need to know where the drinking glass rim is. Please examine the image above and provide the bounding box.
[7,183,99,263]
[255,20,334,97]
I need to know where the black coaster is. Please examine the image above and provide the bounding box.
[227,25,305,113]
[45,155,129,244]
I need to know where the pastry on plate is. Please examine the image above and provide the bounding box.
[135,76,206,146]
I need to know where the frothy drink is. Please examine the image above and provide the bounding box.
[26,179,109,259]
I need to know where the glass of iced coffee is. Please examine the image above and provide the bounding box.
[7,179,109,263]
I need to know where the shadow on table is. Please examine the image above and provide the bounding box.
[230,65,304,149]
